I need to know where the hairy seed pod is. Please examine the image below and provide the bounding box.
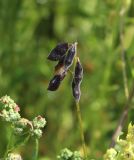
[47,43,68,61]
[64,43,76,69]
[47,70,67,91]
[72,58,83,101]
[74,58,83,85]
[47,75,61,91]
[72,80,81,102]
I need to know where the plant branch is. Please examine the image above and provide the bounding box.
[110,81,134,147]
[4,130,14,158]
[74,43,87,159]
[34,138,39,160]
[110,2,130,148]
[120,5,129,100]
[75,101,87,159]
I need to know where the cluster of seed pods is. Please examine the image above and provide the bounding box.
[47,42,83,102]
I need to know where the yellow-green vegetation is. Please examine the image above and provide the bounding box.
[104,123,134,160]
[0,95,46,159]
[0,0,134,159]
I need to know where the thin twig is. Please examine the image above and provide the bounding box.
[121,50,129,99]
[110,81,134,147]
[110,4,130,148]
[74,43,87,158]
[75,101,87,159]
[120,7,129,100]
[34,139,39,160]
[4,130,14,158]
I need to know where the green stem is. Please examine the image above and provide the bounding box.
[73,43,87,159]
[4,131,14,158]
[110,0,131,148]
[120,3,129,100]
[3,134,30,159]
[11,135,30,151]
[75,101,87,159]
[34,138,39,160]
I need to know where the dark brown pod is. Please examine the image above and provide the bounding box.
[74,58,83,85]
[47,75,61,91]
[64,43,76,69]
[72,79,81,102]
[72,58,83,101]
[47,43,68,61]
[47,70,67,91]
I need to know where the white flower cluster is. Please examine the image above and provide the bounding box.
[57,148,83,160]
[0,95,20,122]
[0,95,47,159]
[0,95,47,138]
[6,153,22,160]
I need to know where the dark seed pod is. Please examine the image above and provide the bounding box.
[72,79,81,102]
[64,43,76,69]
[47,43,68,61]
[47,75,61,91]
[72,58,83,101]
[47,69,67,91]
[74,58,83,85]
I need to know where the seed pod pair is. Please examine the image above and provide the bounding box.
[47,42,77,91]
[72,58,83,102]
[48,42,76,69]
[47,43,68,91]
[55,43,76,72]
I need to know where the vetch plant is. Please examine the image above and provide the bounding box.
[0,95,46,160]
[47,42,87,159]
[47,43,76,91]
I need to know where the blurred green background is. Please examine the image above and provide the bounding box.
[0,0,134,159]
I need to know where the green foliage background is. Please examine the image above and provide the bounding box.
[0,0,134,159]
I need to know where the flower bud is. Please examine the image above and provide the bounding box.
[47,43,68,61]
[57,148,73,159]
[32,128,43,138]
[33,116,46,128]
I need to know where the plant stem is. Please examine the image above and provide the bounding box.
[110,81,134,147]
[73,42,87,158]
[110,1,131,148]
[4,130,13,158]
[75,101,87,159]
[120,5,129,100]
[34,138,39,160]
[11,135,30,151]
